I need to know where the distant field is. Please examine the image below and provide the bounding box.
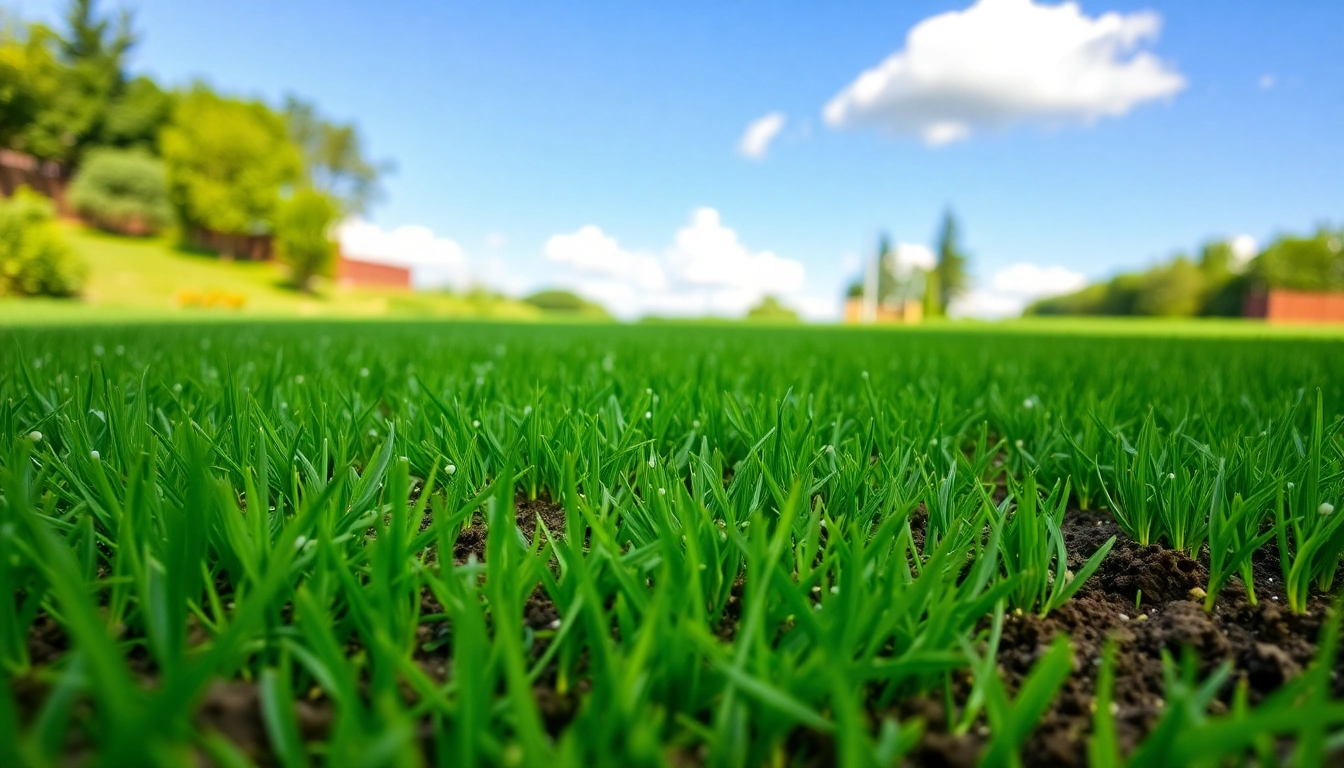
[0,224,547,322]
[3,321,1343,766]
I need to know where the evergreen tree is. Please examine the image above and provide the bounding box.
[934,209,970,311]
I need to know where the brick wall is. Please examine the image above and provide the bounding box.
[1262,289,1344,323]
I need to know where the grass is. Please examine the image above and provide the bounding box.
[0,224,549,323]
[1,321,1343,766]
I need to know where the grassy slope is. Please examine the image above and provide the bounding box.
[0,224,547,323]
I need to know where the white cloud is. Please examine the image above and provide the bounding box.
[886,243,937,276]
[484,232,508,249]
[824,0,1185,145]
[546,208,813,319]
[950,262,1087,318]
[737,112,787,160]
[1230,234,1258,268]
[1257,74,1276,90]
[544,225,666,291]
[337,218,472,290]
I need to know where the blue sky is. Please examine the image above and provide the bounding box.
[18,0,1344,317]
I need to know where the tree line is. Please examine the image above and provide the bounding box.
[0,0,384,294]
[1027,227,1344,317]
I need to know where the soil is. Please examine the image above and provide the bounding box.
[16,503,1341,766]
[907,510,1341,768]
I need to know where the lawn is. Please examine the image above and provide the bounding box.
[2,321,1343,767]
[0,225,546,323]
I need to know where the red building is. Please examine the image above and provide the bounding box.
[1244,289,1344,323]
[337,255,412,289]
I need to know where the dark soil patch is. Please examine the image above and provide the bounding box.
[910,510,1339,768]
[447,495,567,563]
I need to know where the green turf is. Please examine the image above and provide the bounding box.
[1,322,1342,766]
[0,224,548,322]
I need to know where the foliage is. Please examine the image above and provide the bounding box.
[160,87,302,245]
[0,21,63,154]
[273,188,339,291]
[523,288,610,318]
[1031,228,1344,318]
[284,96,386,215]
[934,209,970,311]
[100,75,173,152]
[0,187,86,296]
[1252,229,1344,292]
[68,147,171,235]
[19,0,135,162]
[745,294,799,322]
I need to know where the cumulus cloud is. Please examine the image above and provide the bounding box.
[546,208,822,319]
[1229,234,1258,269]
[737,112,787,160]
[824,0,1185,145]
[950,262,1087,318]
[544,225,666,291]
[337,218,472,290]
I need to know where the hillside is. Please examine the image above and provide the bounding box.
[0,224,548,323]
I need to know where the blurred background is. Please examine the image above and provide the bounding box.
[1,0,1341,323]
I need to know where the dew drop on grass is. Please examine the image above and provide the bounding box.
[27,431,41,442]
[445,464,457,475]
[90,450,100,461]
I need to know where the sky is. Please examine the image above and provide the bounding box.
[17,0,1344,318]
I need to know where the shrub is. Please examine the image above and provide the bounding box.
[0,188,87,297]
[274,189,339,292]
[745,295,799,322]
[69,149,173,236]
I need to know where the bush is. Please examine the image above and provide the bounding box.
[525,289,586,312]
[0,188,87,297]
[746,295,799,322]
[274,189,339,292]
[69,149,173,236]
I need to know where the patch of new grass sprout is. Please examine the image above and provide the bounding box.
[1,322,1343,765]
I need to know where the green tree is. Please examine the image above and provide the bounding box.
[160,87,302,254]
[934,210,969,311]
[0,21,63,153]
[1252,230,1344,292]
[68,147,172,235]
[274,188,339,292]
[19,0,136,162]
[101,75,173,151]
[0,187,86,296]
[284,96,386,214]
[1135,257,1205,316]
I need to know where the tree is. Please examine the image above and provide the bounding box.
[0,187,87,296]
[274,188,339,292]
[160,87,302,253]
[0,21,63,153]
[934,210,969,311]
[68,147,172,235]
[1134,257,1205,317]
[101,75,173,152]
[19,0,136,162]
[284,96,386,215]
[1252,230,1344,292]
